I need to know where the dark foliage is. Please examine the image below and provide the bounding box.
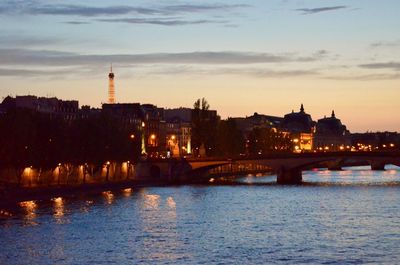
[0,110,141,169]
[247,127,292,155]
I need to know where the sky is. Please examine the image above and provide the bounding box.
[0,0,399,132]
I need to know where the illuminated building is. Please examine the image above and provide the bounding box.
[280,104,315,152]
[164,108,196,156]
[165,116,192,156]
[108,64,115,104]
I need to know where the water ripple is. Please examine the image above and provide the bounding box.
[0,166,399,264]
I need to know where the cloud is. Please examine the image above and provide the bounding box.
[296,6,347,15]
[0,48,324,78]
[370,40,400,48]
[163,4,249,14]
[0,1,248,17]
[247,69,317,78]
[148,65,318,78]
[29,5,156,17]
[0,35,61,47]
[0,67,69,77]
[0,2,250,28]
[63,21,90,25]
[208,68,318,78]
[324,73,400,81]
[0,49,328,67]
[0,2,157,16]
[359,62,400,71]
[96,17,226,26]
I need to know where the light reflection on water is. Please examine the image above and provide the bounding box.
[302,165,400,186]
[102,191,115,205]
[0,165,399,264]
[18,200,38,226]
[52,197,67,224]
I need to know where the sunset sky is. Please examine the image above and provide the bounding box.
[1,0,399,132]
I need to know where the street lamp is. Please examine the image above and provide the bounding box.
[141,122,146,155]
[105,161,110,181]
[57,163,62,185]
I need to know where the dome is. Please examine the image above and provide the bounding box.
[316,110,348,136]
[281,104,315,133]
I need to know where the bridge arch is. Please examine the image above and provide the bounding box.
[141,152,400,184]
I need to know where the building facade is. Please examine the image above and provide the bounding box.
[314,110,351,151]
[280,104,315,152]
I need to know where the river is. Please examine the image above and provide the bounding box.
[1,166,400,264]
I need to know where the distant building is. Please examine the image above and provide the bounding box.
[79,105,101,119]
[280,104,315,152]
[165,116,192,157]
[232,112,283,135]
[351,132,399,151]
[102,103,143,129]
[0,95,79,121]
[164,108,192,123]
[231,113,283,155]
[101,103,166,156]
[0,96,15,114]
[314,110,351,151]
[140,104,166,156]
[164,107,221,157]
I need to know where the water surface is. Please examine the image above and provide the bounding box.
[1,166,400,264]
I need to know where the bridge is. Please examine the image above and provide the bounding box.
[143,152,400,184]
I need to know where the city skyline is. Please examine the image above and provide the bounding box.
[1,0,399,132]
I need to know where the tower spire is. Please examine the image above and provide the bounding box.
[300,103,304,113]
[331,110,335,118]
[108,64,115,104]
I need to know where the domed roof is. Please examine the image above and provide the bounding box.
[316,110,348,135]
[281,104,315,133]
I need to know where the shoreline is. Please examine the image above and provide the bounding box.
[0,179,171,205]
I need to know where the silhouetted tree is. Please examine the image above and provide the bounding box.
[192,98,219,156]
[247,127,291,155]
[215,119,245,156]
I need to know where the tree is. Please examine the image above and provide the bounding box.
[247,127,291,155]
[192,98,219,156]
[215,119,245,156]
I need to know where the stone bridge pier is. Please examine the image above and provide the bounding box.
[326,159,344,171]
[370,160,386,171]
[276,166,302,184]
